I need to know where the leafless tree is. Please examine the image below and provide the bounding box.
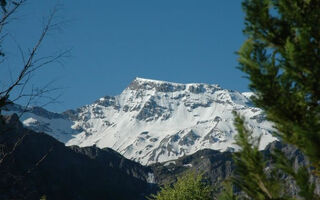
[0,0,69,116]
[0,0,69,174]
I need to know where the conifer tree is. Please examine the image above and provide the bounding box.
[238,0,320,174]
[229,114,287,200]
[222,113,319,200]
[220,0,320,199]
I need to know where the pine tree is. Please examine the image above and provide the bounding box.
[147,171,212,200]
[230,114,286,200]
[238,0,320,174]
[223,113,319,200]
[219,0,320,199]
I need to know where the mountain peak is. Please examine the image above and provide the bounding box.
[13,77,276,164]
[134,77,175,84]
[128,77,221,93]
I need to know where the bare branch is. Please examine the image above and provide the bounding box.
[0,0,25,34]
[0,133,26,165]
[0,2,68,182]
[26,146,54,174]
[0,5,67,112]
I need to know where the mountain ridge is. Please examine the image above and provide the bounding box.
[2,113,316,200]
[5,77,276,165]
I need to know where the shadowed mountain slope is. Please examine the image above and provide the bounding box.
[0,114,156,200]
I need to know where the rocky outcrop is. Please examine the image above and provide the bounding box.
[151,140,320,197]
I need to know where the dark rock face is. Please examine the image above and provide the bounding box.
[136,98,169,121]
[183,100,213,110]
[0,114,156,200]
[95,96,120,110]
[178,130,200,146]
[151,141,320,197]
[62,109,79,121]
[263,141,320,196]
[150,149,234,186]
[128,79,186,93]
[203,129,222,144]
[70,146,153,182]
[188,85,206,94]
[27,107,64,120]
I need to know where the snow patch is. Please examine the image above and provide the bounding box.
[183,163,193,168]
[147,173,155,184]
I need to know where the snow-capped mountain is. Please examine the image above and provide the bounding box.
[6,77,276,165]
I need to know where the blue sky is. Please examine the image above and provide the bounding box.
[1,0,248,112]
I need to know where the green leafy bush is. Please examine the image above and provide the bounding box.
[148,171,212,200]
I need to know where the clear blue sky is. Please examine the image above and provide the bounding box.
[2,0,248,112]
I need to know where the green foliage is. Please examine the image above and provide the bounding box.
[231,113,286,200]
[40,195,46,200]
[219,0,320,199]
[148,171,212,200]
[222,114,319,200]
[217,181,238,200]
[238,0,320,174]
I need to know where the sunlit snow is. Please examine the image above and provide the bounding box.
[9,78,277,165]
